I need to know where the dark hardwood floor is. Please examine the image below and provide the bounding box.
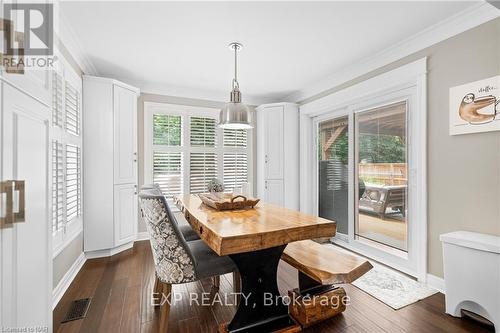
[53,241,494,333]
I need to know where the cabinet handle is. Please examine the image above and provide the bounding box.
[265,155,268,163]
[0,180,25,228]
[265,180,268,189]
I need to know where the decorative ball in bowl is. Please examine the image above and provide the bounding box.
[207,178,224,193]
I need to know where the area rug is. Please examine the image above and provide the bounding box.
[352,264,438,309]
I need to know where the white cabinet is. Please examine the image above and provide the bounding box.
[114,85,138,184]
[1,82,52,330]
[114,184,138,246]
[256,103,299,209]
[265,106,284,179]
[83,76,139,256]
[264,179,284,206]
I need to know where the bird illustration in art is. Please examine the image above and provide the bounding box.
[459,93,498,124]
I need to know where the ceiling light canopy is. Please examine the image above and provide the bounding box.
[219,42,253,130]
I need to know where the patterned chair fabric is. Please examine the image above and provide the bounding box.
[139,190,196,284]
[141,184,200,241]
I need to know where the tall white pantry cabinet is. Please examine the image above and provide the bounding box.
[83,76,139,256]
[256,103,299,209]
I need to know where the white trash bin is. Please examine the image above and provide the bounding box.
[440,231,500,330]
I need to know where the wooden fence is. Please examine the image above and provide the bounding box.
[358,163,407,186]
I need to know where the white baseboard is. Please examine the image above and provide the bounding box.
[136,231,150,241]
[427,274,445,294]
[52,252,86,309]
[85,241,134,259]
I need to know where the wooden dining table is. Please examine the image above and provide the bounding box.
[175,194,336,333]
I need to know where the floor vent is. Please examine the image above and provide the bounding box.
[62,298,91,323]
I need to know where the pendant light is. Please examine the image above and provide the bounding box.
[218,42,253,129]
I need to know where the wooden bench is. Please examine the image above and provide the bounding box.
[282,240,373,328]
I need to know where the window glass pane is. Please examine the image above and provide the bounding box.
[153,152,183,198]
[190,152,217,193]
[223,129,247,148]
[190,117,216,147]
[153,114,181,146]
[223,153,248,191]
[355,101,408,252]
[318,116,349,234]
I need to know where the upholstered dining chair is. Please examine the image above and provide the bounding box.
[140,184,200,241]
[139,189,238,332]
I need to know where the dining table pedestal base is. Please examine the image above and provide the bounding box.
[220,245,301,333]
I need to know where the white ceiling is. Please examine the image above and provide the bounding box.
[60,1,479,104]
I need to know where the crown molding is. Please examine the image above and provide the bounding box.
[58,12,99,75]
[286,1,500,104]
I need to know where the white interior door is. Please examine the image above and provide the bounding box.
[1,83,51,330]
[114,183,137,245]
[113,85,137,185]
[265,106,284,180]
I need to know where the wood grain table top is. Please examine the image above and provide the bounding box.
[282,240,373,285]
[175,194,336,256]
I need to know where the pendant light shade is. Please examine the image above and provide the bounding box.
[219,42,253,129]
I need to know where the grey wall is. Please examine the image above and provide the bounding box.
[301,18,500,278]
[53,234,83,288]
[137,93,257,232]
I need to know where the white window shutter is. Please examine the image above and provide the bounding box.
[190,117,216,147]
[52,141,64,232]
[153,152,183,198]
[65,82,80,136]
[66,144,81,222]
[190,152,217,193]
[153,114,182,146]
[223,129,247,148]
[52,72,64,128]
[223,153,248,191]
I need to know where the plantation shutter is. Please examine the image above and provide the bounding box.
[223,153,248,191]
[66,144,81,222]
[153,114,181,146]
[153,152,183,198]
[65,82,80,136]
[189,117,217,193]
[223,129,248,191]
[190,117,216,147]
[52,141,64,232]
[52,72,64,127]
[223,129,247,148]
[190,152,217,193]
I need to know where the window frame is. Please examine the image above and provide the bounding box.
[143,102,254,201]
[302,58,427,281]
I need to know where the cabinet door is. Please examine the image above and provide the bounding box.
[265,106,284,179]
[113,85,137,184]
[1,83,51,330]
[265,179,284,207]
[114,184,138,246]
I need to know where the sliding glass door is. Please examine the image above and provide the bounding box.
[317,116,349,234]
[354,101,408,252]
[315,101,410,255]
